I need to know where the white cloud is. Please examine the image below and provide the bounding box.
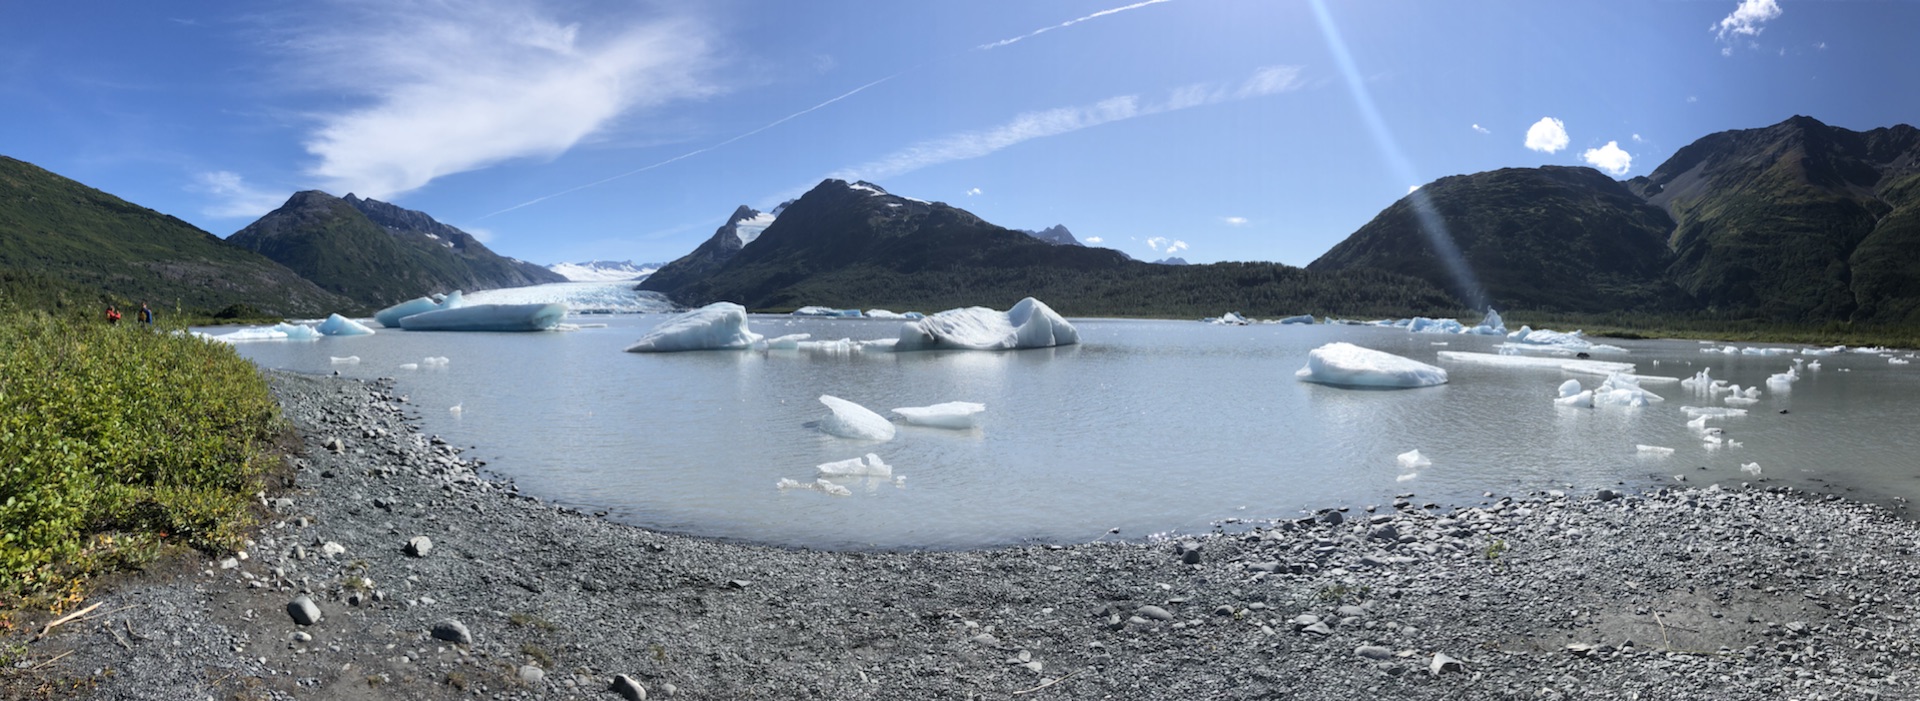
[1471,124,1490,134]
[1084,236,1104,244]
[833,65,1303,183]
[1687,95,1700,103]
[1815,42,1827,51]
[1582,141,1633,177]
[1713,0,1782,53]
[966,187,982,196]
[192,171,288,219]
[978,0,1173,50]
[1145,237,1188,253]
[1631,133,1644,143]
[1221,216,1248,226]
[1525,117,1570,154]
[285,1,718,200]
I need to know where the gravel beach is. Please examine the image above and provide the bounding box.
[8,370,1920,700]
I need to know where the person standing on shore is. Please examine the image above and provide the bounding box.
[138,302,155,326]
[106,305,121,324]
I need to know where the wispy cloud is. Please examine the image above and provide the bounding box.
[1713,0,1782,55]
[1631,133,1644,143]
[1582,141,1633,176]
[834,65,1303,183]
[1221,216,1248,226]
[283,1,719,200]
[1146,237,1188,253]
[1470,124,1490,134]
[192,171,288,219]
[978,0,1175,51]
[966,187,982,196]
[1525,117,1569,154]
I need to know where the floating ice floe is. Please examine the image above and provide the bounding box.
[893,402,986,429]
[398,363,419,371]
[895,297,1077,351]
[1435,351,1634,376]
[1682,406,1748,418]
[1893,357,1912,366]
[1741,462,1763,476]
[210,326,290,343]
[1278,314,1316,325]
[421,356,450,367]
[329,355,360,364]
[626,302,764,352]
[264,322,320,341]
[1296,343,1448,389]
[1766,366,1800,388]
[1808,360,1822,371]
[1742,347,1797,356]
[399,303,566,332]
[1637,445,1676,456]
[1554,388,1595,408]
[1593,373,1663,407]
[374,291,462,328]
[793,306,863,318]
[1802,345,1846,356]
[863,309,924,320]
[1206,311,1252,326]
[816,453,892,478]
[1557,379,1583,398]
[316,313,376,336]
[448,403,463,415]
[1396,449,1432,469]
[1465,309,1506,336]
[818,395,895,441]
[1407,317,1465,334]
[759,333,811,350]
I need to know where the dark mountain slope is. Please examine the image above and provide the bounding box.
[344,194,564,289]
[0,156,348,315]
[639,205,770,296]
[1309,166,1685,313]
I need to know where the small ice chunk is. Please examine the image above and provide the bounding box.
[211,326,289,343]
[1296,343,1448,389]
[815,453,892,478]
[1682,406,1748,418]
[448,403,463,415]
[892,402,986,429]
[1406,317,1464,334]
[1465,308,1505,336]
[1557,379,1583,398]
[1436,351,1634,376]
[1892,357,1911,366]
[1277,314,1315,325]
[1594,373,1663,407]
[776,478,809,490]
[627,302,764,352]
[421,356,450,367]
[818,395,896,441]
[1554,390,1594,408]
[759,333,812,350]
[1396,450,1431,469]
[816,479,852,496]
[1636,445,1675,456]
[1741,462,1762,476]
[793,306,863,318]
[272,322,322,340]
[1206,312,1252,325]
[398,363,419,371]
[329,355,361,364]
[315,313,376,336]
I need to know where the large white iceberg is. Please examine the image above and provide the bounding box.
[1466,308,1506,336]
[895,297,1078,351]
[818,395,896,441]
[1296,342,1448,389]
[316,313,376,336]
[892,402,986,429]
[374,291,462,328]
[625,302,764,352]
[399,303,566,332]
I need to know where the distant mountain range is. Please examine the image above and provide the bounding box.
[547,260,666,282]
[6,115,1918,323]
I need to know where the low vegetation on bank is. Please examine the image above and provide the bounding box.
[0,308,283,612]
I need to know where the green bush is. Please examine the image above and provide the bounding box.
[0,310,282,602]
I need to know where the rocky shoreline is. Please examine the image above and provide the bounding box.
[11,370,1920,700]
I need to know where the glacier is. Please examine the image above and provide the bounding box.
[399,303,567,332]
[465,281,676,314]
[315,313,376,336]
[625,302,764,352]
[818,395,896,441]
[895,297,1078,351]
[1295,342,1448,389]
[892,402,987,429]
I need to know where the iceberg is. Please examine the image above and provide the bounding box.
[759,333,812,350]
[815,453,893,478]
[1206,312,1252,326]
[210,326,289,343]
[818,395,895,441]
[1557,379,1583,398]
[1893,357,1912,366]
[1554,390,1594,408]
[793,306,863,318]
[895,297,1078,351]
[399,303,566,332]
[1296,342,1448,389]
[892,402,986,429]
[1396,449,1431,469]
[1682,406,1748,418]
[864,309,918,320]
[374,291,463,328]
[1741,462,1763,476]
[1593,373,1663,407]
[271,322,322,341]
[1277,314,1316,325]
[1406,317,1465,334]
[626,302,764,352]
[421,356,450,367]
[1637,445,1676,456]
[1465,308,1506,336]
[316,313,376,336]
[1435,351,1634,376]
[1802,345,1845,356]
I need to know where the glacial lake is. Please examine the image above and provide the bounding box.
[216,314,1920,549]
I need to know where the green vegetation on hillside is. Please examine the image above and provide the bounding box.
[0,309,282,607]
[0,156,349,318]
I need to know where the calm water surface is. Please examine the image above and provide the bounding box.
[218,316,1920,548]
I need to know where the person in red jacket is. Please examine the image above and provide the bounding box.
[106,305,122,324]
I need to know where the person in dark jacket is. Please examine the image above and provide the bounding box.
[138,302,155,326]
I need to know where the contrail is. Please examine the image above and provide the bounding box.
[977,0,1175,51]
[476,70,909,220]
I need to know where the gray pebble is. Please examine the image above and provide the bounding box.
[1355,645,1393,660]
[286,595,321,626]
[1135,605,1174,621]
[518,664,545,686]
[1301,622,1334,636]
[430,619,472,644]
[611,673,647,700]
[1336,605,1367,618]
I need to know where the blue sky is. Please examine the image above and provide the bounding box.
[3,0,1914,267]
